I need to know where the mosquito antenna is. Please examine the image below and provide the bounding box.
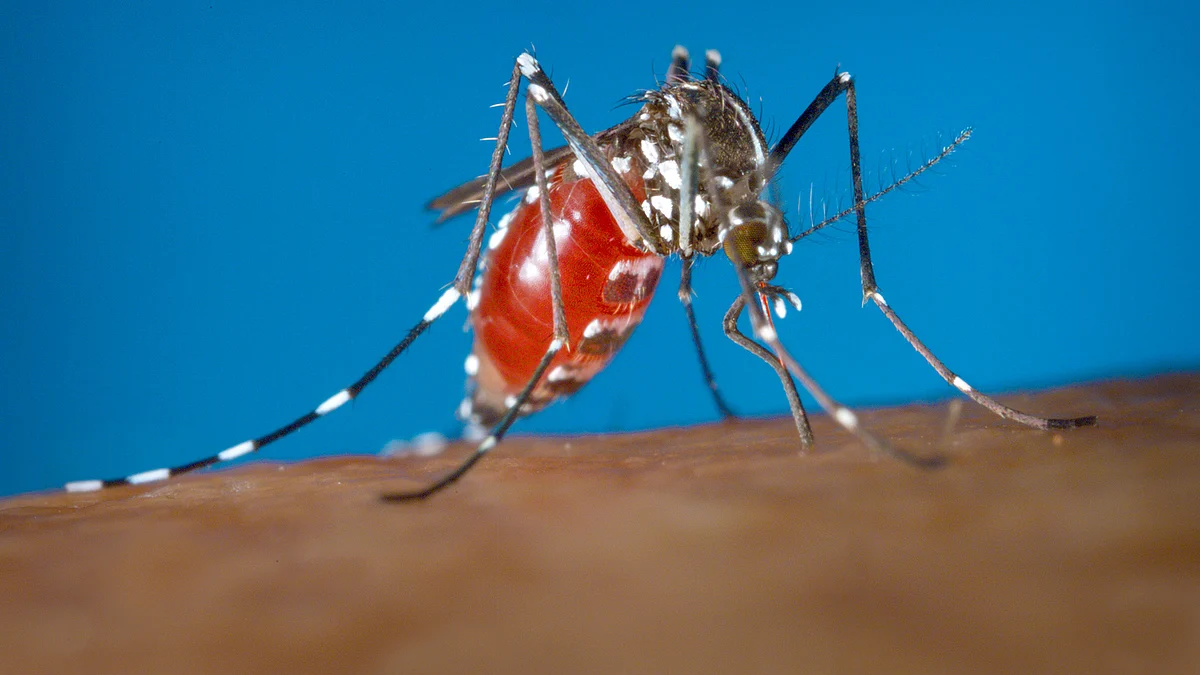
[791,128,972,242]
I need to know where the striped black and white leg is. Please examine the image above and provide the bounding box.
[385,52,670,498]
[762,70,1093,430]
[62,64,534,493]
[866,291,1095,429]
[64,287,462,492]
[384,54,631,499]
[382,338,564,501]
[836,79,1095,430]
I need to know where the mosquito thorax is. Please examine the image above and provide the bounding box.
[629,78,770,258]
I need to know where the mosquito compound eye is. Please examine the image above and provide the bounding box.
[721,219,767,268]
[721,200,787,269]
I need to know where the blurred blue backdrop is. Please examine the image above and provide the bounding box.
[2,1,1197,496]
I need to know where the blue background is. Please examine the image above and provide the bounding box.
[2,1,1197,496]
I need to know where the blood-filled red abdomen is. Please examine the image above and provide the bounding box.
[463,169,663,425]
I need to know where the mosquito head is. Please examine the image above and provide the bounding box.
[720,199,789,283]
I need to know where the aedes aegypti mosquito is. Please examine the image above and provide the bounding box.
[65,47,1096,499]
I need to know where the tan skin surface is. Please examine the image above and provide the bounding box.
[2,375,1197,673]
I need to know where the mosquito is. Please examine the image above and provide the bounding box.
[64,47,1096,499]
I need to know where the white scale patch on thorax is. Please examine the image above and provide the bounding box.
[665,95,682,120]
[640,139,659,164]
[649,195,673,219]
[657,160,681,190]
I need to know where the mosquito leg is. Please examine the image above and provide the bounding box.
[382,64,586,499]
[526,92,569,344]
[450,61,525,294]
[63,283,463,492]
[841,76,880,299]
[515,53,665,254]
[665,103,734,419]
[678,258,736,419]
[765,325,942,468]
[722,295,812,445]
[763,72,1093,430]
[867,292,1096,429]
[675,108,704,255]
[718,202,938,467]
[63,62,531,493]
[761,71,854,185]
[838,82,1096,430]
[724,267,941,468]
[381,338,564,500]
